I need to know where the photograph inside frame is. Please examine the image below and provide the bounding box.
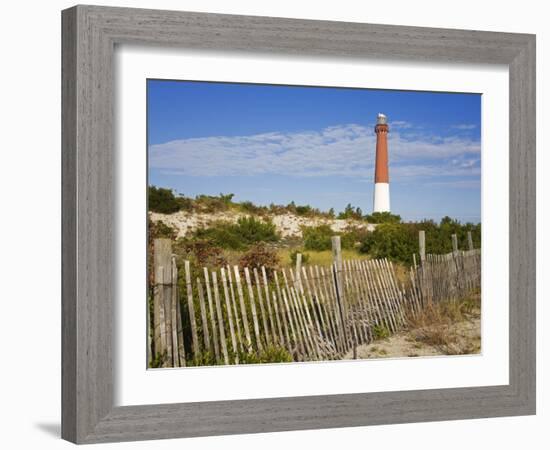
[146,79,482,368]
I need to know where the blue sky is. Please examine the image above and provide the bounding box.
[148,80,481,223]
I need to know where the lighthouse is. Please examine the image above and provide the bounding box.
[373,113,390,213]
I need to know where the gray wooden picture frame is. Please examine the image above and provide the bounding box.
[61,5,536,444]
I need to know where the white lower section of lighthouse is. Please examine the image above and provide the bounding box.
[373,182,390,213]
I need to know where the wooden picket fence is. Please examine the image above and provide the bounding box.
[149,232,481,367]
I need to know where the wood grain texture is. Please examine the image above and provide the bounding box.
[61,4,536,444]
[61,7,77,443]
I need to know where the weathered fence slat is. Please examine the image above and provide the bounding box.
[184,261,200,360]
[467,231,474,251]
[226,266,244,353]
[233,266,252,353]
[253,268,271,346]
[274,271,292,354]
[301,267,324,342]
[221,268,238,363]
[153,239,173,365]
[305,266,330,345]
[244,267,262,352]
[321,265,346,353]
[351,259,372,343]
[290,285,315,359]
[271,290,286,349]
[196,278,211,354]
[170,257,180,367]
[288,268,313,358]
[212,271,229,365]
[175,290,186,367]
[203,268,220,362]
[281,286,301,360]
[262,267,277,346]
[154,266,167,364]
[313,265,339,353]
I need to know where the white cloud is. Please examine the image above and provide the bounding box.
[149,123,481,180]
[391,120,413,129]
[451,124,477,130]
[391,164,481,179]
[426,180,481,189]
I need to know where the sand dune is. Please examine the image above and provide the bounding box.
[150,210,376,239]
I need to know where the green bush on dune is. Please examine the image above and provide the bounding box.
[364,211,402,224]
[359,218,481,264]
[302,224,333,251]
[193,216,280,250]
[148,186,181,214]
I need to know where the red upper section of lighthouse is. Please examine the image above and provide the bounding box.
[374,123,389,183]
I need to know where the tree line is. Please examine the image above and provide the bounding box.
[148,186,406,223]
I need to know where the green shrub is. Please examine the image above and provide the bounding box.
[373,324,390,340]
[188,351,219,367]
[359,220,481,265]
[364,211,402,224]
[340,226,370,250]
[148,218,177,240]
[235,216,279,244]
[296,204,323,217]
[268,203,287,215]
[410,217,481,255]
[176,196,194,211]
[302,224,333,251]
[337,203,363,220]
[148,186,181,214]
[219,193,235,205]
[239,200,268,215]
[302,224,371,252]
[238,345,293,364]
[194,194,232,213]
[175,239,228,267]
[238,243,280,272]
[286,201,297,214]
[193,216,279,250]
[193,222,243,250]
[149,350,168,368]
[147,186,195,213]
[359,223,417,264]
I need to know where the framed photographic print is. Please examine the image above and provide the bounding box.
[62,5,535,444]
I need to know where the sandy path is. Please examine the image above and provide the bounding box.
[344,315,481,360]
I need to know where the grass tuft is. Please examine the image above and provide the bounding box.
[405,293,481,355]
